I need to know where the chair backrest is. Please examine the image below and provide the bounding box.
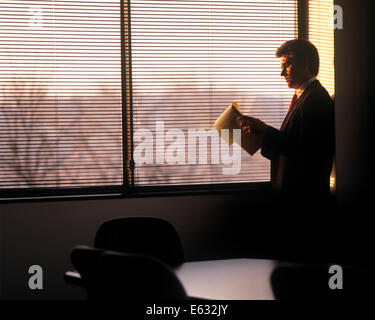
[94,217,185,268]
[70,245,105,281]
[86,251,188,300]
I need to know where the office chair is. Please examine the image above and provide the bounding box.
[65,217,185,286]
[66,245,105,286]
[86,251,188,300]
[94,216,185,268]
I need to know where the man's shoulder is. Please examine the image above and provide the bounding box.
[301,80,333,106]
[297,80,334,120]
[305,80,332,99]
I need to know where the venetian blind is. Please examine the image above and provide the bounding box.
[0,1,123,189]
[130,0,297,186]
[309,0,335,96]
[309,0,336,191]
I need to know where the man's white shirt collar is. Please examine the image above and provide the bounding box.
[296,76,317,98]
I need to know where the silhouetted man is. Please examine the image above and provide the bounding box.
[239,40,335,261]
[239,39,335,207]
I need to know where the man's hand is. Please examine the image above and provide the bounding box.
[238,115,268,134]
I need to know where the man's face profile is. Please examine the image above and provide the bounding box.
[280,55,306,89]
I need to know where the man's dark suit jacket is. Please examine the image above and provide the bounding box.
[261,80,335,198]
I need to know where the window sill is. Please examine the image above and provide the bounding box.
[0,182,271,204]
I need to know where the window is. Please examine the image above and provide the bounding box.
[2,0,337,198]
[130,0,296,186]
[309,0,335,96]
[0,0,123,193]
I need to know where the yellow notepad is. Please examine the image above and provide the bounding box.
[214,102,263,156]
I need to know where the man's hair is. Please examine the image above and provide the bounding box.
[276,39,320,76]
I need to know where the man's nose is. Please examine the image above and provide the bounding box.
[281,68,287,77]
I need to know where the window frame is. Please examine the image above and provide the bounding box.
[0,0,307,202]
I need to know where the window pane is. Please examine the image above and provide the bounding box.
[309,0,335,96]
[0,1,123,188]
[309,0,336,191]
[131,0,296,186]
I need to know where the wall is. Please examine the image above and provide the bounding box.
[332,0,374,267]
[0,205,3,299]
[0,191,270,300]
[334,0,373,211]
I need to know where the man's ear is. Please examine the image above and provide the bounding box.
[302,57,311,72]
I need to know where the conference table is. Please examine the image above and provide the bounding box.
[65,258,278,300]
[176,258,276,300]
